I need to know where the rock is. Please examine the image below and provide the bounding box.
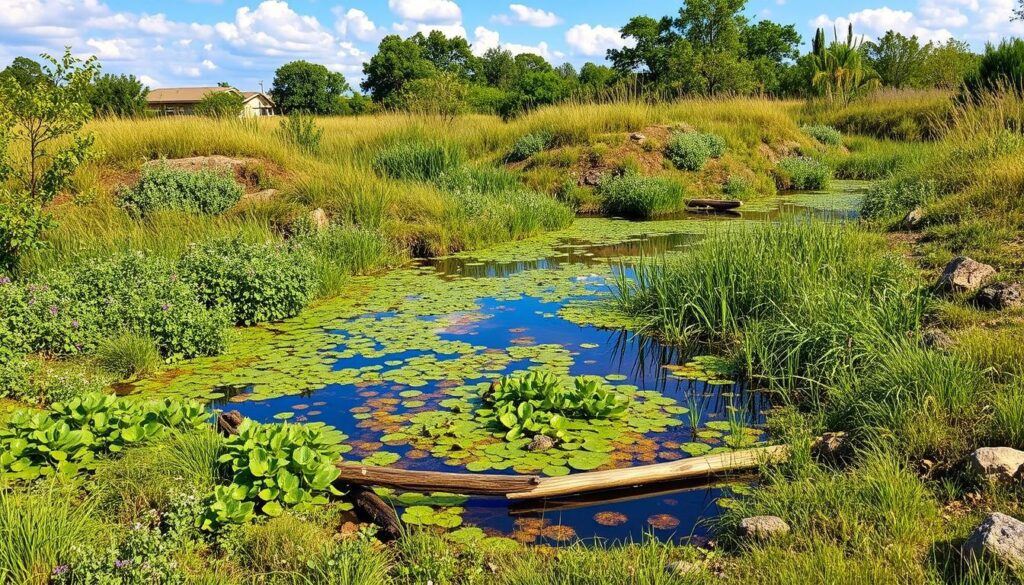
[527,435,554,452]
[937,257,996,294]
[920,329,955,351]
[143,155,256,175]
[976,282,1023,311]
[737,516,790,541]
[812,431,851,462]
[963,512,1024,571]
[581,169,603,187]
[309,208,330,230]
[630,132,647,143]
[902,207,924,229]
[968,447,1024,482]
[665,560,701,576]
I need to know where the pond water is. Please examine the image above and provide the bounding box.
[133,182,866,546]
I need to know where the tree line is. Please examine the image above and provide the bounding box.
[0,0,1011,120]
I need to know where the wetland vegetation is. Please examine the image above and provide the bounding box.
[3,11,1024,585]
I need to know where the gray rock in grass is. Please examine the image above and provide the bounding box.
[968,447,1024,482]
[937,257,996,294]
[976,282,1023,311]
[665,560,701,576]
[902,207,924,229]
[920,329,955,351]
[963,512,1024,572]
[309,208,330,230]
[527,435,554,452]
[630,132,647,143]
[737,516,790,541]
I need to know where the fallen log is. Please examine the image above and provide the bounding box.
[686,199,742,210]
[336,462,540,496]
[507,445,788,500]
[348,485,402,542]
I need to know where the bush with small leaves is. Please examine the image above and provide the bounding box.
[665,132,726,171]
[179,238,317,325]
[119,163,244,216]
[599,173,684,219]
[801,124,843,146]
[775,156,832,190]
[507,132,553,162]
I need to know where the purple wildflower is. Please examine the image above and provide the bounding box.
[0,275,11,285]
[52,565,69,575]
[49,306,59,316]
[161,303,170,311]
[114,559,131,569]
[71,319,80,329]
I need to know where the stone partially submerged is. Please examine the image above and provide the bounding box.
[937,257,996,294]
[963,512,1024,572]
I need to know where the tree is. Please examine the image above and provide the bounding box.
[608,16,680,87]
[964,39,1024,99]
[0,57,46,90]
[479,48,516,88]
[415,31,477,79]
[0,48,97,202]
[676,0,746,54]
[1014,0,1024,21]
[864,31,930,88]
[271,60,352,115]
[919,39,978,90]
[579,62,616,94]
[399,72,469,122]
[811,25,881,105]
[194,91,244,118]
[0,48,97,271]
[89,73,149,118]
[362,35,435,105]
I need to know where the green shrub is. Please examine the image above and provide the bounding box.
[598,173,684,219]
[775,156,831,190]
[665,132,726,171]
[723,174,755,198]
[278,113,324,154]
[95,331,161,379]
[1,253,230,361]
[0,354,32,402]
[860,179,937,219]
[26,359,112,406]
[0,488,93,585]
[200,420,347,531]
[372,140,465,182]
[964,39,1024,99]
[179,238,317,325]
[194,91,244,118]
[119,163,244,215]
[0,191,51,272]
[801,124,843,146]
[295,225,401,297]
[54,510,186,584]
[507,132,552,162]
[0,392,209,481]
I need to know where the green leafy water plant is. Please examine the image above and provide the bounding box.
[483,372,629,442]
[201,420,349,530]
[0,392,208,481]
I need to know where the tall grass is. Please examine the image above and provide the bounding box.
[0,488,93,585]
[599,173,685,219]
[94,330,161,379]
[616,222,925,392]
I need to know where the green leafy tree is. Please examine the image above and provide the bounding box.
[608,16,680,87]
[963,39,1024,98]
[0,57,46,90]
[919,39,978,90]
[399,72,469,122]
[810,25,881,105]
[0,48,97,272]
[416,30,478,79]
[864,31,931,88]
[361,35,436,105]
[271,60,353,114]
[742,19,801,94]
[193,91,244,118]
[89,73,149,118]
[479,48,517,88]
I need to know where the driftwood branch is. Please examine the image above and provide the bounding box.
[348,485,402,542]
[336,463,540,495]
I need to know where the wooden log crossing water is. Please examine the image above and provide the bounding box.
[335,445,789,501]
[685,199,743,210]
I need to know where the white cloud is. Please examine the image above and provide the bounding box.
[503,41,552,59]
[85,37,135,60]
[413,22,468,39]
[472,26,500,55]
[564,24,630,56]
[810,7,954,44]
[333,7,385,43]
[215,1,336,56]
[387,0,461,24]
[493,4,561,28]
[201,58,217,70]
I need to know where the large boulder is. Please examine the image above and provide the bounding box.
[976,282,1023,311]
[737,516,790,541]
[963,512,1024,572]
[968,447,1024,482]
[937,257,996,294]
[901,207,924,230]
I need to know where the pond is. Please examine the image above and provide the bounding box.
[131,182,866,545]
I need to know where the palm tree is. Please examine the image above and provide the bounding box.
[811,24,881,106]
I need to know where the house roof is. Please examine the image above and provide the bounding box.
[147,86,240,104]
[241,92,275,106]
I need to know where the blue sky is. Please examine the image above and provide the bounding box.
[2,0,1021,91]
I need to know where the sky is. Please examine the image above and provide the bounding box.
[1,0,1022,92]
